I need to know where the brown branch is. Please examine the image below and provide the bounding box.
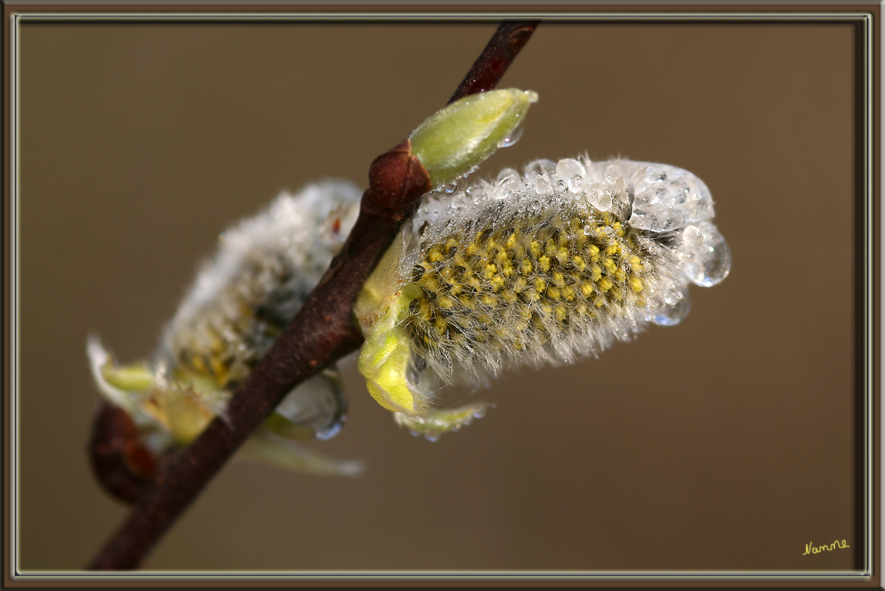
[86,20,538,571]
[449,21,538,104]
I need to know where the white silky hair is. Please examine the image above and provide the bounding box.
[155,181,361,376]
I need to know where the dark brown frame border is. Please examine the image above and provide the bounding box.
[3,3,879,589]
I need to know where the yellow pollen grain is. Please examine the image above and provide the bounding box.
[428,247,443,263]
[535,277,547,292]
[484,264,497,278]
[629,256,643,273]
[562,286,576,301]
[521,259,533,275]
[546,286,561,301]
[490,275,505,291]
[598,278,613,292]
[603,258,617,272]
[530,241,542,258]
[481,294,497,307]
[539,256,551,272]
[629,277,643,293]
[466,243,479,257]
[437,295,455,310]
[444,237,458,252]
[555,305,568,322]
[551,271,565,287]
[573,256,586,271]
[613,269,626,282]
[514,277,527,292]
[434,317,447,334]
[556,246,569,263]
[580,282,595,298]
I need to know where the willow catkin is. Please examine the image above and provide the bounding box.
[88,181,363,475]
[355,157,731,439]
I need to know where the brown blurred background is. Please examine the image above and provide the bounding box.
[17,20,858,572]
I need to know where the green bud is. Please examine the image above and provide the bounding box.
[410,89,538,187]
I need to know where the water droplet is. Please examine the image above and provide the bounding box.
[682,225,705,247]
[466,186,481,204]
[588,185,612,212]
[530,199,542,212]
[444,182,458,195]
[535,175,551,195]
[568,175,584,193]
[425,433,440,442]
[525,159,556,177]
[604,163,623,181]
[497,168,519,183]
[653,290,692,326]
[686,230,731,287]
[555,158,587,183]
[498,122,524,148]
[582,224,592,235]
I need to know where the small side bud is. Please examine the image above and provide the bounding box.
[410,89,538,187]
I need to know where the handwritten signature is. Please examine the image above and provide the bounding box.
[802,540,850,555]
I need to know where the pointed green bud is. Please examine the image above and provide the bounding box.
[409,89,538,187]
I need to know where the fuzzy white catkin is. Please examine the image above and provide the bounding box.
[355,156,730,436]
[88,181,363,475]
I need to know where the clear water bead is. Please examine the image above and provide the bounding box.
[686,228,731,287]
[535,175,551,195]
[555,158,587,183]
[525,159,556,177]
[498,122,524,148]
[587,183,612,211]
[568,175,584,193]
[652,290,692,326]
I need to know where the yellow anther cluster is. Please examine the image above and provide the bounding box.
[406,208,649,359]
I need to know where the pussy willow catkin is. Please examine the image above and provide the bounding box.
[355,156,730,439]
[88,181,362,475]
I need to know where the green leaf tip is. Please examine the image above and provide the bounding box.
[410,89,538,187]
